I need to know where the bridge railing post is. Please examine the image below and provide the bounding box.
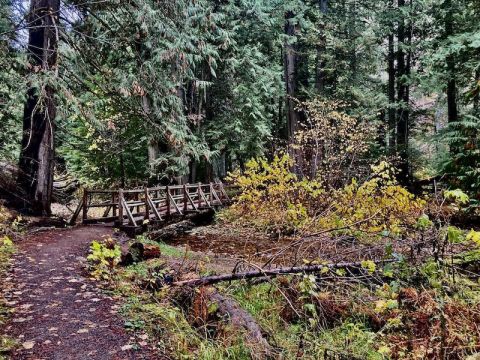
[166,185,170,216]
[118,189,124,226]
[82,189,88,223]
[183,184,188,212]
[144,187,149,221]
[112,192,116,217]
[197,183,202,208]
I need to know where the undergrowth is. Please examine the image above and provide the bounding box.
[0,205,19,358]
[221,155,425,238]
[83,163,480,359]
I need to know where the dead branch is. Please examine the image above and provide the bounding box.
[172,259,395,287]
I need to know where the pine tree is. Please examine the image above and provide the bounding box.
[18,0,60,215]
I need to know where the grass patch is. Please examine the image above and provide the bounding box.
[224,280,386,359]
[114,257,252,359]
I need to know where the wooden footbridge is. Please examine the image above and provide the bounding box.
[70,182,230,230]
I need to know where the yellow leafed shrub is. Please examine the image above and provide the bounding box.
[317,162,426,236]
[221,153,324,234]
[221,157,426,239]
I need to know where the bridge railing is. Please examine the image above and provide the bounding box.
[70,182,230,228]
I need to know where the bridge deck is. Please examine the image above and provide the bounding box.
[70,182,230,230]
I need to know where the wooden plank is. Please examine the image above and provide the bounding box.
[218,182,230,202]
[86,202,118,208]
[118,189,124,225]
[144,187,150,220]
[69,201,83,225]
[122,189,145,194]
[102,205,112,217]
[87,189,118,194]
[210,183,222,205]
[83,216,118,224]
[166,186,171,216]
[82,190,88,223]
[112,193,117,217]
[147,192,162,221]
[183,184,190,212]
[121,197,137,226]
[124,201,145,207]
[185,188,198,211]
[197,183,202,208]
[168,191,183,215]
[198,186,211,207]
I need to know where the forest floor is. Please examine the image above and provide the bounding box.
[0,226,161,360]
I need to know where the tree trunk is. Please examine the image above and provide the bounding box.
[18,0,60,215]
[474,68,479,112]
[315,0,328,93]
[444,0,458,124]
[387,0,396,152]
[395,0,410,183]
[284,10,303,176]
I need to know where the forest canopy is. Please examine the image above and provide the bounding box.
[0,0,479,213]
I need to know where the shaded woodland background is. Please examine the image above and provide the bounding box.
[0,0,479,215]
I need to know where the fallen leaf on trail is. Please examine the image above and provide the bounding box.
[22,341,35,349]
[121,344,133,351]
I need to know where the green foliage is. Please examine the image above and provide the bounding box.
[447,226,465,244]
[118,267,253,359]
[87,240,121,280]
[415,214,433,230]
[0,206,16,358]
[0,1,24,161]
[361,260,377,274]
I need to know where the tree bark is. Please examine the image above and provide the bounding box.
[284,10,303,176]
[18,0,60,215]
[444,0,458,124]
[474,68,479,113]
[387,0,396,152]
[315,0,328,93]
[395,0,410,183]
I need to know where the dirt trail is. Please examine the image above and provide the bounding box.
[1,226,159,360]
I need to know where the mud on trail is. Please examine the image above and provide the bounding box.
[1,226,159,360]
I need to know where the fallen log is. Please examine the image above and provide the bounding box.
[148,220,194,242]
[172,259,395,287]
[191,287,275,359]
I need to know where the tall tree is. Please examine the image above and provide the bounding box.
[387,0,396,152]
[443,0,458,124]
[18,0,60,215]
[284,9,303,175]
[395,0,411,182]
[314,0,328,93]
